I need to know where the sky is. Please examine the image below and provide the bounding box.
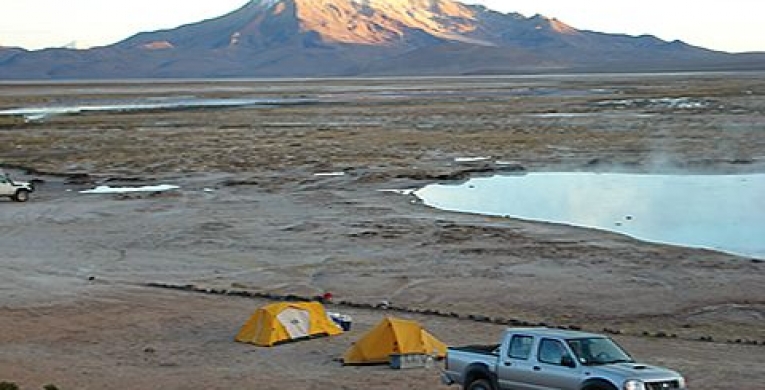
[0,0,762,53]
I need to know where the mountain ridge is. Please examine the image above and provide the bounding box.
[1,0,763,79]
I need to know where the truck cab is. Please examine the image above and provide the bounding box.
[443,328,686,390]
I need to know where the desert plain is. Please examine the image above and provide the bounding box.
[0,72,763,389]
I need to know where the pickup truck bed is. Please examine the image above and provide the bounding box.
[449,344,499,355]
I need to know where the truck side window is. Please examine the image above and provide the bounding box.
[538,339,572,366]
[507,335,533,359]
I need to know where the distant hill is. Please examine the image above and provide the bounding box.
[1,0,763,79]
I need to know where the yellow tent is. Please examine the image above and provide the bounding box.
[343,316,447,365]
[235,301,343,347]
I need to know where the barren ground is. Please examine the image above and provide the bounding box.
[0,73,763,389]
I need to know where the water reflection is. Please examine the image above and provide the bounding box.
[415,173,765,259]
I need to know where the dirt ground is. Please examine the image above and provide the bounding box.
[0,73,763,389]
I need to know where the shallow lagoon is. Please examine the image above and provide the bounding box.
[0,96,314,121]
[415,172,765,259]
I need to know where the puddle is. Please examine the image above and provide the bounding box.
[595,97,710,110]
[379,189,417,196]
[80,184,180,194]
[0,97,315,122]
[526,113,655,118]
[455,156,492,163]
[415,172,765,259]
[314,172,346,177]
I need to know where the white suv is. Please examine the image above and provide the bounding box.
[0,172,35,202]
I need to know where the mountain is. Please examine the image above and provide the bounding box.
[1,0,763,79]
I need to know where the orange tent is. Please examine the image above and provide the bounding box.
[343,317,447,365]
[236,301,343,347]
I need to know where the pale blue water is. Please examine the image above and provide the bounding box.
[0,97,314,121]
[415,173,765,259]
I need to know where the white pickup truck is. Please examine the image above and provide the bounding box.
[441,328,686,390]
[0,172,35,202]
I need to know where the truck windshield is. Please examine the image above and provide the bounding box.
[566,337,634,366]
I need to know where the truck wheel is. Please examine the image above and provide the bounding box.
[467,379,494,390]
[583,384,617,390]
[13,189,29,202]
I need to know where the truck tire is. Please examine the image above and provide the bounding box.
[13,189,29,202]
[582,383,617,390]
[466,379,494,390]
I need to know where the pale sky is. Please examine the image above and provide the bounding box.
[0,0,762,53]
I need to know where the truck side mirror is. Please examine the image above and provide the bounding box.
[561,355,576,368]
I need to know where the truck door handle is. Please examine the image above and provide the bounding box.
[503,362,512,366]
[533,366,541,371]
